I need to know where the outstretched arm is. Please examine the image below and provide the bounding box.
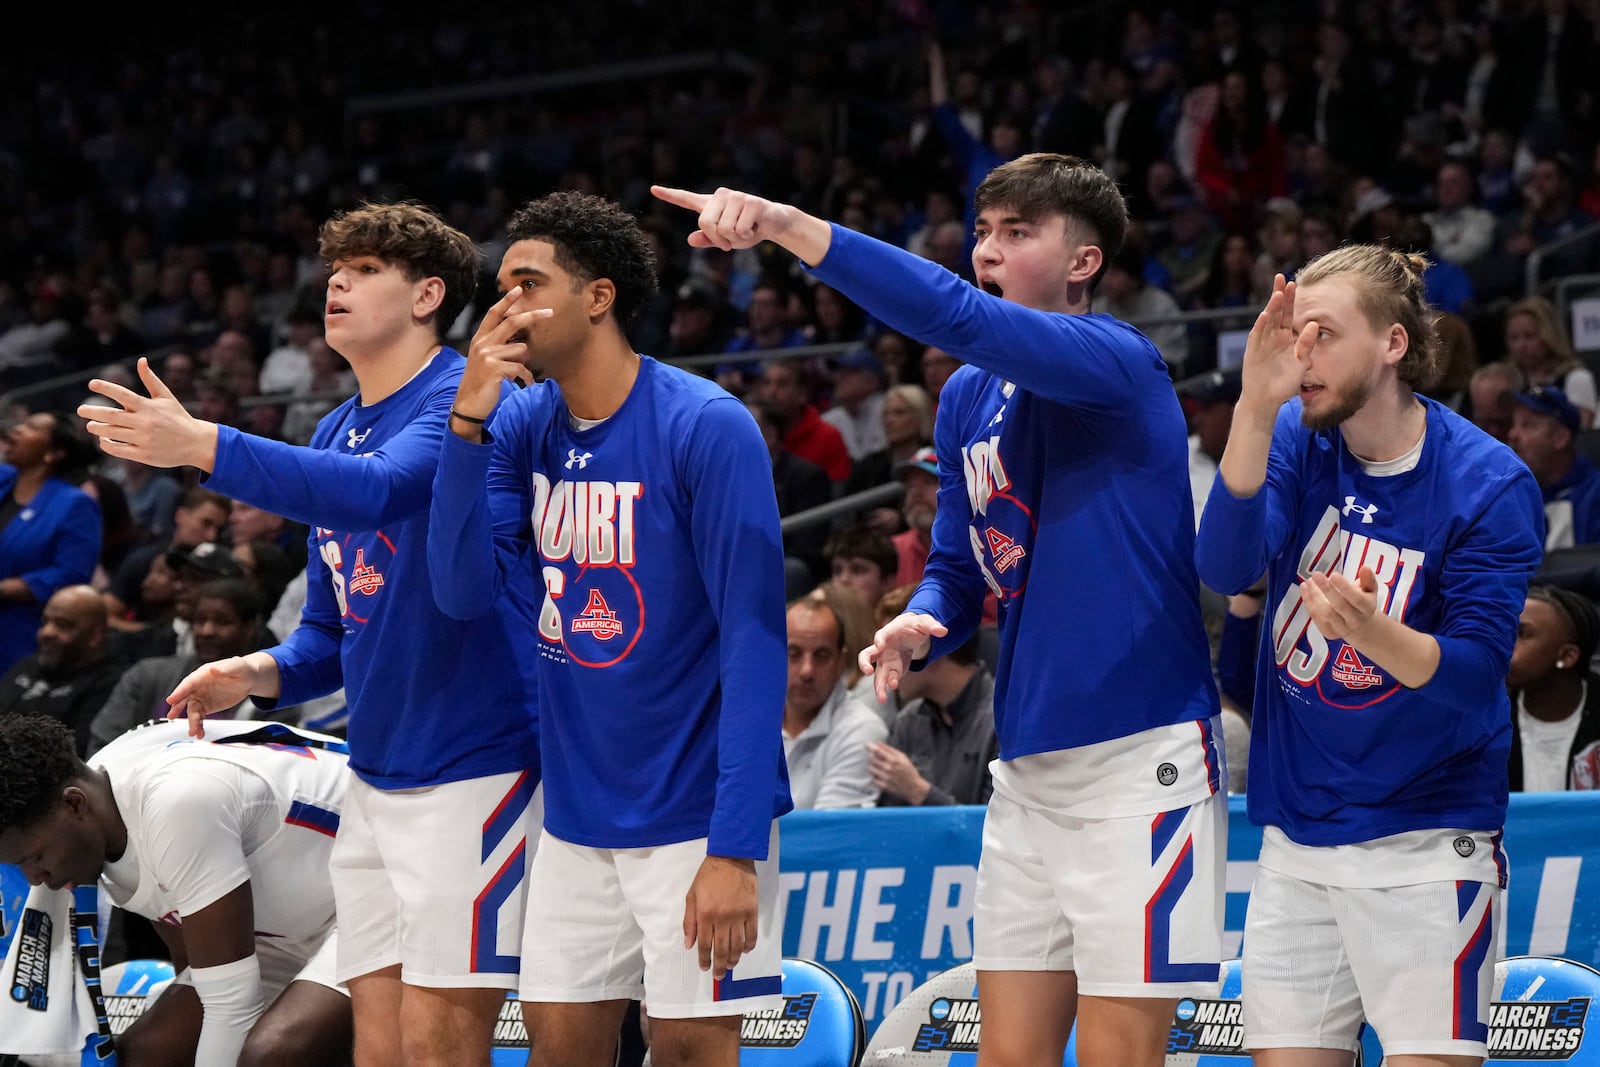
[80,357,460,531]
[652,184,835,267]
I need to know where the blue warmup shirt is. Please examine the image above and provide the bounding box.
[429,356,791,860]
[204,349,540,789]
[1196,397,1544,845]
[810,224,1219,758]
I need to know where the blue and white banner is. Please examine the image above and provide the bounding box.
[779,794,1600,1023]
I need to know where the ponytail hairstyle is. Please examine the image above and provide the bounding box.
[1295,245,1440,388]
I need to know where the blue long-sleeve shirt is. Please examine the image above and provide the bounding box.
[428,356,791,859]
[0,469,100,675]
[1195,397,1544,845]
[204,350,539,789]
[809,224,1219,758]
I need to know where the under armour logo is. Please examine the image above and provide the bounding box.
[347,428,370,449]
[989,406,1006,428]
[565,449,594,470]
[1342,497,1378,523]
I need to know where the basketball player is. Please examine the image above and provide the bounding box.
[428,191,790,1067]
[76,203,540,1067]
[654,156,1225,1067]
[1196,251,1544,1065]
[0,715,351,1066]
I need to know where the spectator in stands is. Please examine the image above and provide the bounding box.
[1504,3,1598,156]
[1508,585,1600,792]
[1468,360,1524,443]
[107,552,177,657]
[160,351,198,407]
[804,580,876,695]
[1582,142,1600,219]
[822,348,887,461]
[920,346,961,406]
[759,357,851,485]
[0,281,73,385]
[919,220,974,282]
[80,471,142,589]
[1425,312,1479,413]
[1506,154,1600,283]
[1203,233,1258,312]
[746,400,830,599]
[844,382,933,536]
[1194,69,1287,235]
[905,188,962,262]
[1476,128,1522,218]
[724,279,808,358]
[1508,385,1600,550]
[781,595,885,809]
[230,539,294,633]
[280,337,354,445]
[870,330,922,389]
[0,585,125,756]
[804,283,869,347]
[1090,62,1164,193]
[1297,208,1342,262]
[0,412,101,676]
[1092,247,1188,370]
[1505,295,1596,428]
[89,577,269,753]
[105,486,230,624]
[659,276,733,362]
[57,288,146,372]
[868,633,997,806]
[1425,160,1497,267]
[892,446,939,588]
[227,500,307,570]
[823,525,900,625]
[1157,194,1223,306]
[926,39,1024,249]
[1180,366,1241,529]
[259,307,321,395]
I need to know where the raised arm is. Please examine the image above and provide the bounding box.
[79,357,454,530]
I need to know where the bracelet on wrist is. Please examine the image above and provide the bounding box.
[449,407,487,425]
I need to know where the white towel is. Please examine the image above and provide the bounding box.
[0,882,116,1062]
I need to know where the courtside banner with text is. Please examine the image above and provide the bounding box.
[778,795,1600,1023]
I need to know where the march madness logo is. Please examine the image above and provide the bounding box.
[914,996,982,1052]
[1330,644,1382,690]
[1168,997,1245,1056]
[1488,998,1589,1059]
[10,908,53,1010]
[571,588,625,641]
[984,527,1026,573]
[346,549,384,596]
[741,993,816,1048]
[491,997,526,1047]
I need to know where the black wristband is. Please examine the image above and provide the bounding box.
[449,407,487,425]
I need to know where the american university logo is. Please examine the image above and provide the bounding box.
[565,449,594,470]
[1270,504,1425,686]
[1342,496,1379,523]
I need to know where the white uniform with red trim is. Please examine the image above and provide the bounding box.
[93,720,350,994]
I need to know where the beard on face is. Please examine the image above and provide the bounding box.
[1301,377,1371,431]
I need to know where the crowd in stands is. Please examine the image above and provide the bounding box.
[6,0,1600,807]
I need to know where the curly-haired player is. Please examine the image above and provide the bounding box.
[77,201,541,1067]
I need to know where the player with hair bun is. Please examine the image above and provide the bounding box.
[1197,246,1545,1065]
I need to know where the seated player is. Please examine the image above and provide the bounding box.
[0,714,353,1066]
